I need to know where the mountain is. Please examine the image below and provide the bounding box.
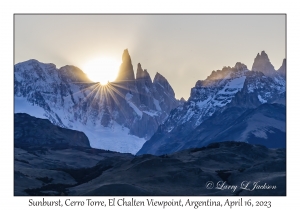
[15,131,286,196]
[14,49,179,154]
[137,51,286,156]
[14,113,90,148]
[278,58,286,78]
[14,50,286,196]
[252,51,277,77]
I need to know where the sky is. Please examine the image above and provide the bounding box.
[14,14,285,100]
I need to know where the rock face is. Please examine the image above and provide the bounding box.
[278,58,286,78]
[252,51,276,77]
[116,49,135,82]
[14,113,90,148]
[137,51,286,156]
[14,49,179,154]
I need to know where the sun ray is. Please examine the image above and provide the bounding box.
[104,87,130,122]
[58,75,146,129]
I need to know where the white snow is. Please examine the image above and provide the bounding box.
[247,85,254,93]
[196,97,211,108]
[274,77,285,86]
[14,97,47,119]
[143,110,158,117]
[125,92,133,101]
[252,129,268,139]
[77,121,146,154]
[125,92,143,118]
[167,126,174,133]
[258,95,267,103]
[153,98,162,111]
[14,96,146,154]
[181,108,195,124]
[128,102,143,118]
[218,76,246,94]
[14,61,149,155]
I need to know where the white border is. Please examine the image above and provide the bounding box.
[2,0,297,209]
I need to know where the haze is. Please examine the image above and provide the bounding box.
[14,14,285,99]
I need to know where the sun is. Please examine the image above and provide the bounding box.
[83,57,120,85]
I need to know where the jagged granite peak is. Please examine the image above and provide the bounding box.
[116,49,135,81]
[252,51,276,77]
[180,97,186,102]
[234,62,248,71]
[153,72,175,97]
[134,62,156,112]
[136,63,152,83]
[14,51,179,153]
[153,72,165,83]
[137,51,286,156]
[278,58,286,78]
[136,63,143,78]
[204,63,248,83]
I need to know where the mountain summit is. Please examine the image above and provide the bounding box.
[251,51,276,77]
[14,49,179,154]
[116,49,135,81]
[278,58,286,78]
[137,51,286,155]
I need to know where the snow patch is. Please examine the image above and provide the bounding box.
[167,126,174,133]
[153,98,162,111]
[218,76,246,94]
[196,97,211,108]
[252,129,268,139]
[14,97,146,154]
[80,122,146,154]
[143,111,158,117]
[125,92,133,101]
[258,95,267,103]
[125,92,143,118]
[181,108,195,124]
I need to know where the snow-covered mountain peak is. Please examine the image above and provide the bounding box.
[157,51,286,145]
[137,52,286,156]
[14,49,179,154]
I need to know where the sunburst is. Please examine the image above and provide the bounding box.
[83,57,120,85]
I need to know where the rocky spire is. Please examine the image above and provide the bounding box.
[252,51,276,77]
[154,72,175,97]
[115,49,135,81]
[136,63,152,85]
[136,63,143,79]
[277,58,286,78]
[234,62,248,71]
